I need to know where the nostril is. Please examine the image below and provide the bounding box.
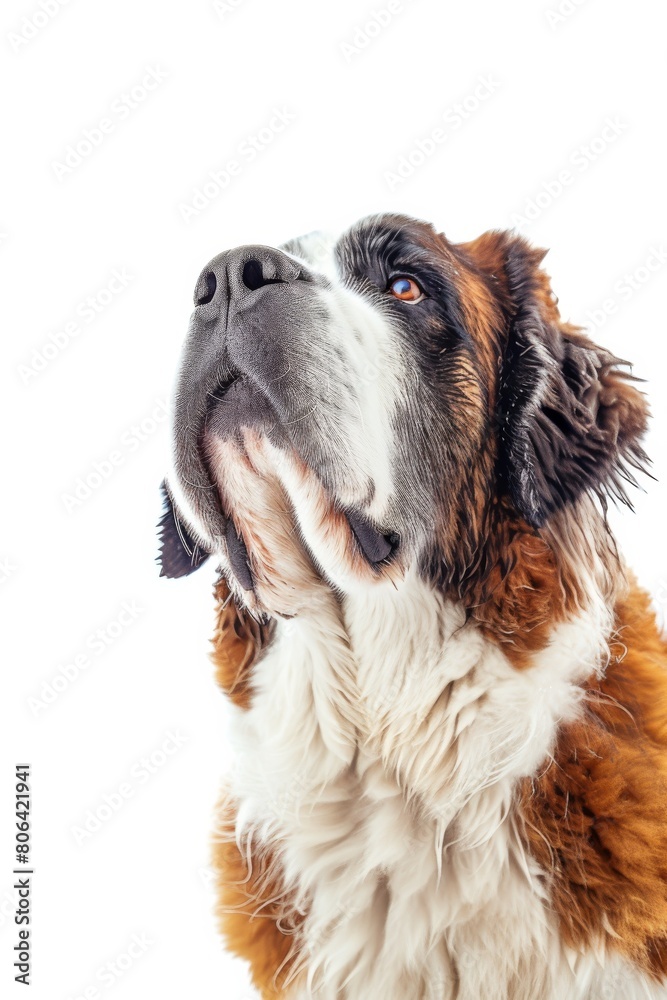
[242,259,266,292]
[195,272,217,306]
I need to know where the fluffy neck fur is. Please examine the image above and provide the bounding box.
[217,525,655,999]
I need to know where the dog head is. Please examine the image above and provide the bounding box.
[158,214,648,618]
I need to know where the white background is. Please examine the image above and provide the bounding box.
[1,1,666,998]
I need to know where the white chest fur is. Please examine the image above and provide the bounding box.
[225,574,660,999]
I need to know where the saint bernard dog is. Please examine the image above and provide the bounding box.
[158,213,667,999]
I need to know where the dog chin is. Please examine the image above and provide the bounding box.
[197,417,401,616]
[202,372,287,449]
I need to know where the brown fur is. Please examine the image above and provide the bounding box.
[463,503,579,669]
[213,797,304,997]
[431,236,578,668]
[519,583,667,976]
[210,577,273,709]
[444,231,648,669]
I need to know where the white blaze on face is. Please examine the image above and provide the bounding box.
[284,231,411,523]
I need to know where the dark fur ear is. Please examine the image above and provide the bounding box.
[157,480,210,578]
[480,233,650,527]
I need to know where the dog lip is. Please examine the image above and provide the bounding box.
[205,367,244,407]
[225,519,254,591]
[344,509,399,565]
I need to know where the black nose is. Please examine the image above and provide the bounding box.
[193,245,303,307]
[195,271,217,305]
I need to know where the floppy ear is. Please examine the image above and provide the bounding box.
[466,232,650,527]
[157,480,211,578]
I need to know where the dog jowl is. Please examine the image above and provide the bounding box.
[157,215,667,1000]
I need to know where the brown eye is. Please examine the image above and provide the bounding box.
[389,276,425,303]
